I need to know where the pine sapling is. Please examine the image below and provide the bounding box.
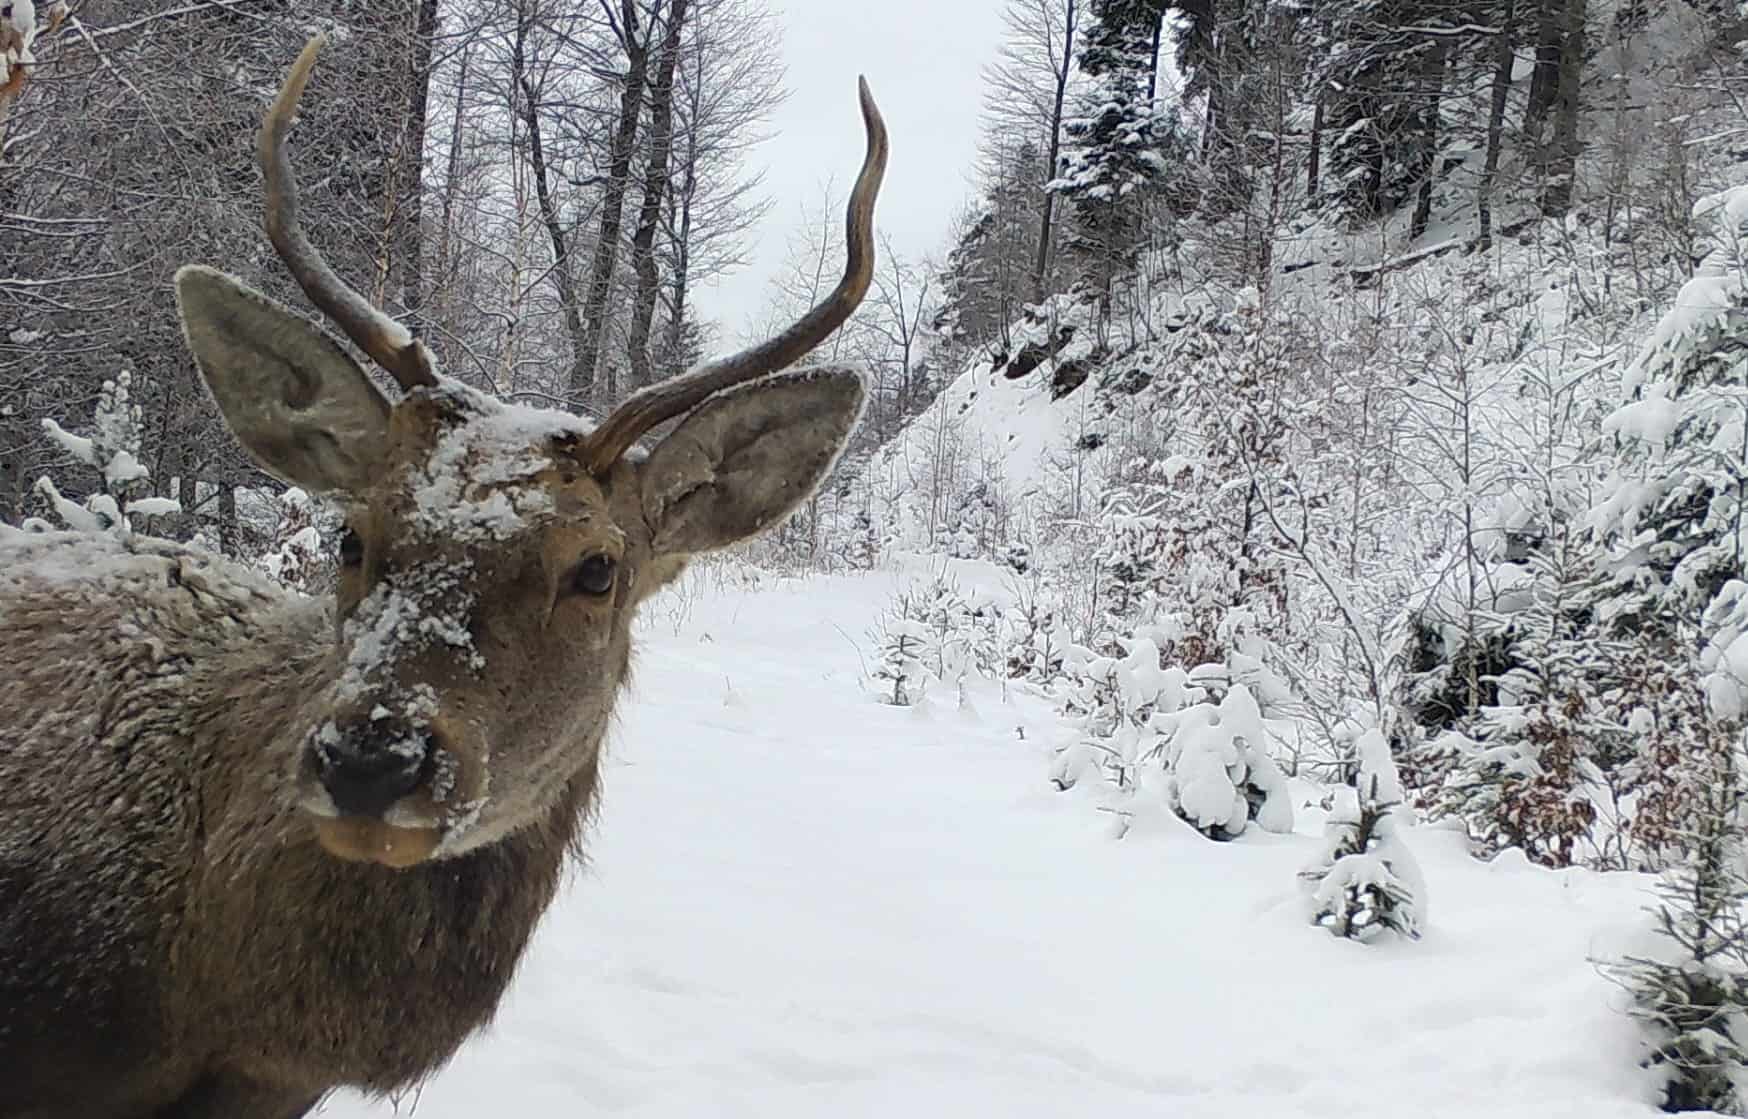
[13,370,180,538]
[1607,721,1748,1114]
[871,618,933,707]
[1301,728,1426,942]
[1163,681,1294,840]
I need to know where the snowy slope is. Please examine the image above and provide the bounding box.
[856,298,1110,550]
[319,565,1661,1119]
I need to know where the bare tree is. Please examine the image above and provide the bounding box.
[399,0,443,335]
[1476,0,1517,250]
[1539,0,1588,215]
[625,0,690,389]
[983,0,1080,298]
[511,0,593,404]
[0,3,427,539]
[658,0,784,368]
[862,233,934,441]
[574,0,661,403]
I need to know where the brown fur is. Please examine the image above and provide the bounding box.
[0,33,877,1115]
[0,529,601,1116]
[0,344,865,1119]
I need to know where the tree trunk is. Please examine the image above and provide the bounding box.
[399,0,440,337]
[1524,0,1563,141]
[1146,2,1164,105]
[514,29,586,409]
[573,0,656,406]
[1033,0,1076,301]
[1540,0,1587,215]
[1477,0,1517,251]
[218,484,237,558]
[662,132,698,376]
[1410,38,1448,242]
[1307,98,1323,201]
[626,0,690,390]
[434,45,471,339]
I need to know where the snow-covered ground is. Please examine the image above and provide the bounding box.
[324,565,1663,1119]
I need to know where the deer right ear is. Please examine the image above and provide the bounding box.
[174,264,391,494]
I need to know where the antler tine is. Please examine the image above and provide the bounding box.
[578,76,889,476]
[261,35,436,392]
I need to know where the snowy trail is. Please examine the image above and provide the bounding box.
[325,569,1660,1119]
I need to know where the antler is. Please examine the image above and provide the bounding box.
[261,35,437,392]
[577,76,888,476]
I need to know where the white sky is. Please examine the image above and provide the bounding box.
[689,0,1008,341]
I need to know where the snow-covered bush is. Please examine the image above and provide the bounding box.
[871,618,933,707]
[1301,726,1426,942]
[1418,541,1639,869]
[1003,575,1070,683]
[934,475,1006,560]
[867,574,1007,705]
[843,508,881,571]
[1163,676,1294,839]
[257,487,339,594]
[1051,634,1186,796]
[12,371,180,538]
[1051,626,1295,841]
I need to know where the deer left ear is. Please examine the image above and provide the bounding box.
[638,367,866,556]
[174,264,391,494]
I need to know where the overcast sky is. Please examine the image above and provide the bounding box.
[689,0,1007,341]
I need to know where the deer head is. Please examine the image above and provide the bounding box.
[172,35,885,869]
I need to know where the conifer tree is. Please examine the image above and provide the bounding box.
[14,370,180,538]
[1048,0,1171,299]
[1426,536,1631,868]
[1302,726,1426,941]
[1608,712,1748,1114]
[1593,184,1748,728]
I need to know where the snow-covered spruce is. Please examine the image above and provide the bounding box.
[9,370,180,539]
[872,618,933,706]
[1300,727,1426,942]
[1418,538,1642,870]
[867,575,1006,706]
[1052,631,1293,840]
[1592,182,1748,724]
[1605,718,1748,1115]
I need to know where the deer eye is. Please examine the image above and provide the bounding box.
[338,528,363,568]
[570,554,617,597]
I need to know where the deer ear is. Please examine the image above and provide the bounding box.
[174,264,391,494]
[638,367,866,556]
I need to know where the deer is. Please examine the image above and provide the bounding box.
[0,32,885,1119]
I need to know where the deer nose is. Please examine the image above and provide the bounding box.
[315,721,432,818]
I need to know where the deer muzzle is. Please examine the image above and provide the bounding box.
[308,716,444,868]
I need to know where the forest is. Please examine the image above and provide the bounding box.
[9,0,1748,1111]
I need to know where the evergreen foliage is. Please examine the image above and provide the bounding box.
[1301,726,1426,941]
[13,370,180,538]
[1607,713,1748,1115]
[1049,0,1172,292]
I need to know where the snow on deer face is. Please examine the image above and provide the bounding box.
[168,33,882,867]
[303,385,639,865]
[175,266,867,868]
